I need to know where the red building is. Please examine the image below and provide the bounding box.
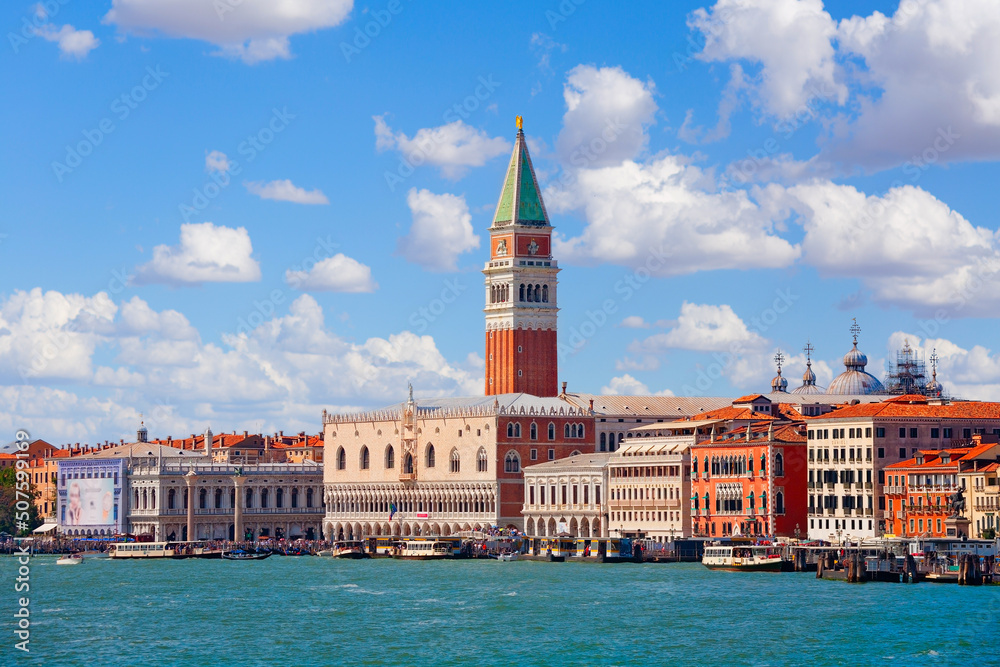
[691,421,808,539]
[484,118,559,397]
[884,437,1000,538]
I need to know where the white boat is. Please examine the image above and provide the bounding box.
[392,538,460,560]
[108,541,223,559]
[331,540,368,559]
[497,552,518,562]
[56,553,84,565]
[702,543,783,572]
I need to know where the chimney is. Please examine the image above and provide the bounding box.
[243,430,248,438]
[561,381,567,396]
[279,430,284,437]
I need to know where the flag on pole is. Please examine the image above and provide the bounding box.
[389,503,397,520]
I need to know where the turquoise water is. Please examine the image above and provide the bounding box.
[3,556,999,666]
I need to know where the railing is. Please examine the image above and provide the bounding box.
[153,506,324,516]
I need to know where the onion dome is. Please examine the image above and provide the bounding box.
[770,350,788,393]
[827,321,884,395]
[792,341,827,394]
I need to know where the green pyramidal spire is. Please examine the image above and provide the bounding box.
[492,117,549,227]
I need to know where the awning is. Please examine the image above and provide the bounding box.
[33,523,57,534]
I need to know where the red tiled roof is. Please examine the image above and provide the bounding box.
[810,400,1000,421]
[687,406,778,422]
[732,394,767,403]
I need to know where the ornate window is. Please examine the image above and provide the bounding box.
[403,453,414,475]
[426,444,436,468]
[360,446,370,470]
[385,445,395,469]
[450,449,461,473]
[477,447,488,472]
[530,423,538,440]
[504,450,520,473]
[507,423,514,438]
[774,452,784,477]
[548,422,555,440]
[336,446,346,470]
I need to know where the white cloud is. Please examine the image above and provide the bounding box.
[766,181,1000,316]
[549,154,800,274]
[245,179,329,205]
[689,0,845,119]
[374,116,511,179]
[689,0,1000,171]
[555,65,658,166]
[827,0,1000,169]
[133,222,262,286]
[37,24,100,60]
[205,150,231,173]
[398,188,480,272]
[630,302,768,354]
[619,316,650,329]
[285,254,377,292]
[0,289,480,442]
[600,374,675,396]
[104,0,353,64]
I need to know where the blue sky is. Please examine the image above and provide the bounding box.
[4,0,1000,443]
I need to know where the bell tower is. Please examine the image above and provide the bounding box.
[484,116,559,397]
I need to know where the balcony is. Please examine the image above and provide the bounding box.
[825,508,837,515]
[399,472,416,482]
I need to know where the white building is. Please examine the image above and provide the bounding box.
[521,452,610,538]
[607,441,691,542]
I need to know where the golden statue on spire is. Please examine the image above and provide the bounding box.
[515,115,523,130]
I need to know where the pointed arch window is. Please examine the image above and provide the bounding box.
[565,424,570,438]
[426,443,436,468]
[507,423,514,438]
[336,446,346,470]
[385,445,395,469]
[548,422,555,440]
[760,453,767,475]
[360,446,370,470]
[477,447,488,472]
[514,423,521,438]
[776,491,785,514]
[403,453,414,475]
[504,450,520,473]
[530,422,538,440]
[450,449,461,473]
[774,452,784,477]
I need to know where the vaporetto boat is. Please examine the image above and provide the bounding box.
[108,541,223,559]
[702,543,783,572]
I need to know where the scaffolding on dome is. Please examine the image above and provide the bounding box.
[881,340,936,396]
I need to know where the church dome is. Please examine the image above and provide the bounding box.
[828,321,884,395]
[771,373,788,392]
[843,344,868,369]
[792,360,826,394]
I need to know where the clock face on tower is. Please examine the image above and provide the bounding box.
[527,240,539,255]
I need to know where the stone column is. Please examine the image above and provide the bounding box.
[185,470,197,541]
[233,475,247,542]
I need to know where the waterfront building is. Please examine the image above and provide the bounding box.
[562,391,732,452]
[58,426,325,541]
[690,421,808,539]
[805,394,1000,542]
[521,452,610,537]
[322,390,591,539]
[884,436,1000,539]
[608,441,690,542]
[961,459,999,539]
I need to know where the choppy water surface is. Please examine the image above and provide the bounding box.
[3,556,998,666]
